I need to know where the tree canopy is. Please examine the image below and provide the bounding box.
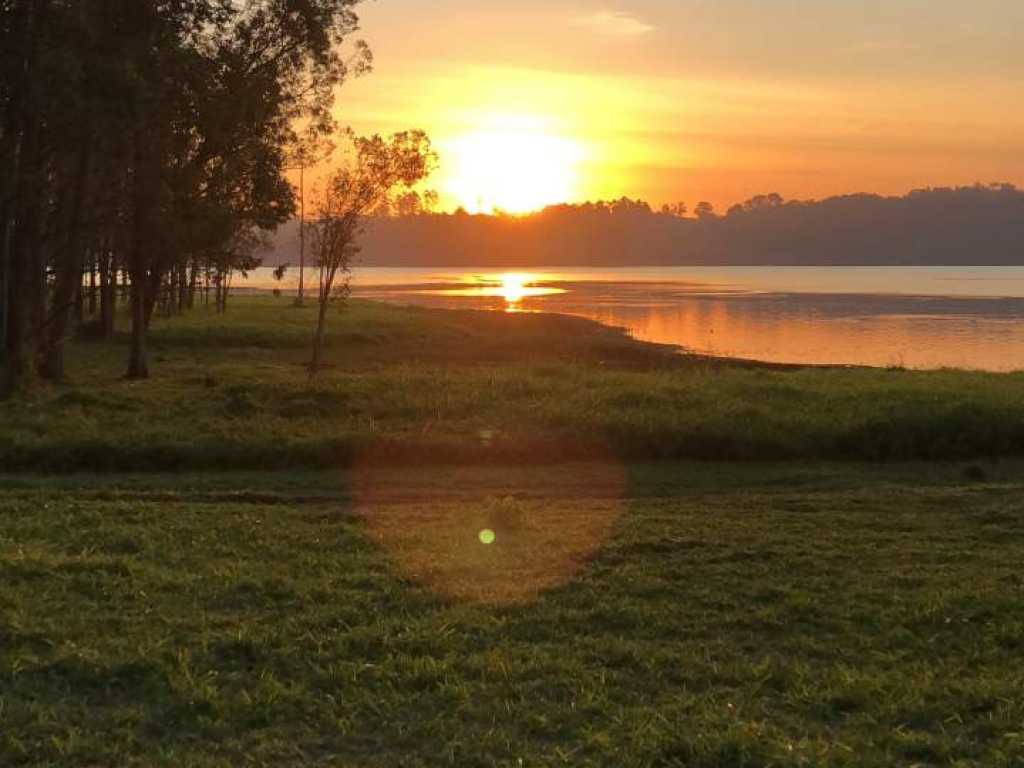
[1,0,369,392]
[290,184,1024,268]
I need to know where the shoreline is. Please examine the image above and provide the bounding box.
[236,288,1000,374]
[2,296,1022,475]
[230,280,1024,373]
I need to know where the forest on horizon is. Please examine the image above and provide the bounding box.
[270,183,1024,267]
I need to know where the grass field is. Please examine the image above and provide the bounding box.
[2,464,1024,766]
[2,297,1024,766]
[2,296,1023,471]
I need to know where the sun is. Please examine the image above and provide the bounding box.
[441,115,586,214]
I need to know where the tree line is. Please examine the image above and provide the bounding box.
[294,183,1024,268]
[0,0,371,395]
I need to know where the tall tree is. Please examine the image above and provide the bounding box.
[0,0,47,393]
[118,0,369,379]
[309,130,435,377]
[286,130,335,306]
[0,0,371,390]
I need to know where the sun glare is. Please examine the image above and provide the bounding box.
[499,273,528,303]
[432,272,566,308]
[442,115,586,214]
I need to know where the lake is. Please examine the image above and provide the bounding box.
[237,266,1024,371]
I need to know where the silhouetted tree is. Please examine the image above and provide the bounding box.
[286,129,336,307]
[308,130,435,377]
[391,189,440,217]
[314,184,1024,268]
[210,225,269,314]
[694,201,716,220]
[0,0,370,391]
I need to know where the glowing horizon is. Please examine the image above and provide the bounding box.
[439,114,589,214]
[318,1,1024,214]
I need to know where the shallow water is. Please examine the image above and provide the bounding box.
[238,266,1024,371]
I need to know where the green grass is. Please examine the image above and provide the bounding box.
[2,464,1023,766]
[4,299,1024,765]
[2,295,1024,471]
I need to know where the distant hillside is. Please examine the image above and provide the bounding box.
[266,184,1024,267]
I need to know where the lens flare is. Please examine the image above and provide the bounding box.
[355,463,627,605]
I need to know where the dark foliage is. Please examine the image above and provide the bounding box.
[266,184,1024,267]
[0,0,368,392]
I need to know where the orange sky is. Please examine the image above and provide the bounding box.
[327,1,1024,214]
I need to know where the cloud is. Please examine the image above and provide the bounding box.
[573,10,655,38]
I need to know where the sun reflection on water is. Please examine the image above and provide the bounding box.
[432,272,566,311]
[499,273,529,304]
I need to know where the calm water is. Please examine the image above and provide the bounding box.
[239,266,1024,371]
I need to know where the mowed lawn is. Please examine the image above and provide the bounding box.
[2,463,1023,767]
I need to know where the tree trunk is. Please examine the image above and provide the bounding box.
[187,261,197,308]
[0,191,14,394]
[5,130,44,395]
[177,264,187,314]
[0,0,28,395]
[0,216,11,392]
[42,139,92,382]
[143,269,161,329]
[127,127,152,380]
[309,297,330,379]
[98,249,116,339]
[87,255,97,315]
[1,0,44,396]
[127,274,148,379]
[0,130,16,394]
[4,224,36,394]
[297,164,305,306]
[74,279,84,326]
[41,328,66,382]
[42,255,83,382]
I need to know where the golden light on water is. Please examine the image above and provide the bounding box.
[441,114,587,215]
[432,272,566,309]
[498,273,528,304]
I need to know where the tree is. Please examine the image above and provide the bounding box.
[209,225,269,314]
[0,0,371,391]
[308,130,435,377]
[694,201,716,220]
[1,0,49,392]
[118,0,369,379]
[660,202,688,218]
[391,189,439,217]
[286,129,335,307]
[728,193,785,217]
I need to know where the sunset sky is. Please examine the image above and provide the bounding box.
[334,1,1024,214]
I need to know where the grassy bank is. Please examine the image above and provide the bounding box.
[2,296,1023,471]
[2,464,1023,766]
[4,300,1024,766]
